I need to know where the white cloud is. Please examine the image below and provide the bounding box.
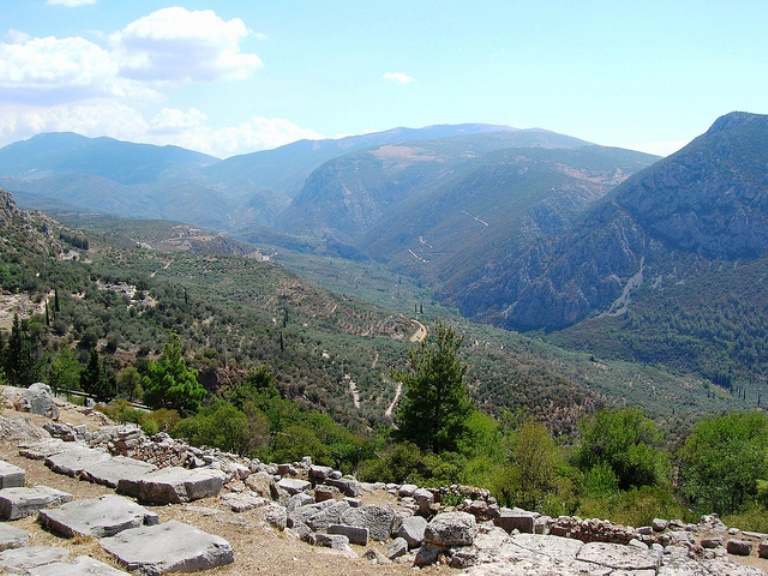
[112,7,263,84]
[47,0,97,6]
[383,72,413,85]
[0,35,156,105]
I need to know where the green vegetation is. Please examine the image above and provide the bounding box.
[394,321,472,453]
[143,334,205,416]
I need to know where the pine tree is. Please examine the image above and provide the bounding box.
[143,333,205,416]
[393,321,473,453]
[80,348,116,404]
[3,314,36,387]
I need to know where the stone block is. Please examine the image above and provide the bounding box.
[386,536,408,560]
[15,383,59,420]
[0,460,25,489]
[328,524,369,546]
[340,504,396,541]
[18,439,68,460]
[0,523,30,551]
[314,484,339,502]
[395,515,428,548]
[425,511,478,547]
[726,539,753,556]
[0,485,73,520]
[100,520,234,575]
[759,540,768,559]
[80,456,157,488]
[45,447,111,478]
[316,533,351,550]
[701,536,723,549]
[326,477,361,497]
[29,555,131,575]
[398,484,418,498]
[494,509,536,534]
[117,467,225,504]
[0,546,69,573]
[277,477,311,495]
[39,495,159,539]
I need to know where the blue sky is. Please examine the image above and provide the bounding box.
[1,1,766,158]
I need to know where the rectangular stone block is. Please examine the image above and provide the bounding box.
[117,467,225,505]
[328,524,369,546]
[0,460,25,489]
[494,510,535,534]
[0,486,73,520]
[81,456,157,489]
[29,555,131,575]
[46,447,111,478]
[39,495,159,539]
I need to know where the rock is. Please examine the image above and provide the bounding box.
[18,438,69,460]
[314,484,339,502]
[507,533,584,561]
[45,446,111,477]
[0,546,69,573]
[328,524,369,546]
[39,495,159,538]
[414,542,447,567]
[0,523,30,551]
[244,471,278,499]
[494,508,536,534]
[363,547,392,564]
[576,541,660,571]
[117,467,225,504]
[0,460,25,489]
[308,465,333,484]
[652,518,669,532]
[759,540,768,559]
[80,456,158,488]
[398,484,418,498]
[726,539,753,556]
[425,511,478,547]
[326,476,361,497]
[413,488,434,516]
[394,515,427,548]
[0,416,50,443]
[220,492,267,513]
[316,533,350,549]
[28,555,131,575]
[340,504,396,542]
[277,477,311,495]
[287,492,315,512]
[100,520,234,575]
[0,485,73,520]
[304,500,350,531]
[387,537,409,560]
[701,536,723,549]
[264,503,288,531]
[16,383,59,420]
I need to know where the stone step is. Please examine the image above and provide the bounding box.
[117,467,225,505]
[0,523,30,551]
[29,555,131,576]
[38,494,159,539]
[0,486,73,520]
[0,545,69,573]
[100,520,234,575]
[0,459,25,489]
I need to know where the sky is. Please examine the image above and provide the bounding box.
[1,1,767,159]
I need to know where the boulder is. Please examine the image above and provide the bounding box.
[308,465,333,484]
[494,508,536,534]
[0,460,25,489]
[29,555,131,575]
[363,547,392,564]
[117,467,225,504]
[316,533,352,552]
[100,520,234,575]
[424,511,478,547]
[328,524,369,546]
[305,500,351,531]
[277,477,311,495]
[701,536,723,549]
[39,495,159,539]
[80,455,157,488]
[0,523,30,551]
[398,484,418,498]
[245,471,278,500]
[16,383,59,420]
[340,504,396,542]
[45,446,111,477]
[264,503,288,531]
[413,488,434,516]
[394,515,428,548]
[314,484,339,502]
[414,543,448,567]
[386,537,409,560]
[326,476,361,497]
[726,539,753,556]
[0,546,69,573]
[652,518,669,532]
[0,485,73,520]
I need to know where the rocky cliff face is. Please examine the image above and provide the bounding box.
[456,112,768,330]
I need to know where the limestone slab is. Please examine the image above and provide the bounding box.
[340,504,396,541]
[328,524,369,546]
[80,456,158,488]
[117,467,225,504]
[39,495,159,539]
[45,446,111,477]
[0,546,68,573]
[0,485,73,520]
[100,520,234,575]
[29,556,131,576]
[495,509,536,534]
[0,460,25,489]
[0,523,30,551]
[577,541,660,571]
[277,477,311,495]
[18,439,68,460]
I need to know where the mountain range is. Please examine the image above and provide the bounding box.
[3,111,768,388]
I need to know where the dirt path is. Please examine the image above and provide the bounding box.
[385,381,403,418]
[410,320,428,343]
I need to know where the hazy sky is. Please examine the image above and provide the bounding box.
[1,1,766,158]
